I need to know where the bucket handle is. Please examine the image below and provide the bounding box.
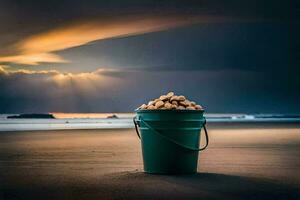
[133,116,209,151]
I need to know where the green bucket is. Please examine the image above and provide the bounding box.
[134,110,209,174]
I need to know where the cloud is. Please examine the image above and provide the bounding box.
[1,65,299,113]
[0,65,143,113]
[0,65,131,93]
[0,53,68,65]
[0,65,132,112]
[0,65,125,78]
[0,65,57,75]
[0,65,9,75]
[0,0,296,67]
[0,14,203,65]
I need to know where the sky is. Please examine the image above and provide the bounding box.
[0,0,299,113]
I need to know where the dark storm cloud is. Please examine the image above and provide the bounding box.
[1,66,299,113]
[0,0,299,113]
[0,0,298,57]
[58,22,298,72]
[1,0,298,24]
[0,66,132,113]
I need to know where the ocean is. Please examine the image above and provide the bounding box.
[1,113,300,132]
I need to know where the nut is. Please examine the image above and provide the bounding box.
[190,101,196,106]
[147,105,156,109]
[171,101,178,106]
[178,106,185,110]
[155,100,164,108]
[139,104,148,109]
[166,92,174,99]
[136,92,203,111]
[179,100,190,107]
[195,105,203,110]
[154,98,160,103]
[170,95,179,102]
[159,95,168,101]
[178,95,186,101]
[148,100,155,106]
[171,104,177,109]
[164,102,172,109]
[186,106,196,110]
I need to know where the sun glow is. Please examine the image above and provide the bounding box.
[0,14,201,65]
[0,66,122,91]
[0,53,68,65]
[52,71,103,87]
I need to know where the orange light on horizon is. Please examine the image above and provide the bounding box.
[51,112,133,119]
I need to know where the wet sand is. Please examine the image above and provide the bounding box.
[0,123,299,199]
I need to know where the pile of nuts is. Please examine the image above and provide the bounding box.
[137,92,203,110]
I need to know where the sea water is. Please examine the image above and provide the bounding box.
[0,113,299,131]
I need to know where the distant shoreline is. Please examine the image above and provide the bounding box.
[7,113,55,119]
[0,117,299,132]
[1,112,300,132]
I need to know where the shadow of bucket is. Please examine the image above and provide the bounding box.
[134,110,209,174]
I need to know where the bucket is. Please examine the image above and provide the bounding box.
[134,110,209,174]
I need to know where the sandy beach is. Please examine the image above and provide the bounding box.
[0,123,299,200]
